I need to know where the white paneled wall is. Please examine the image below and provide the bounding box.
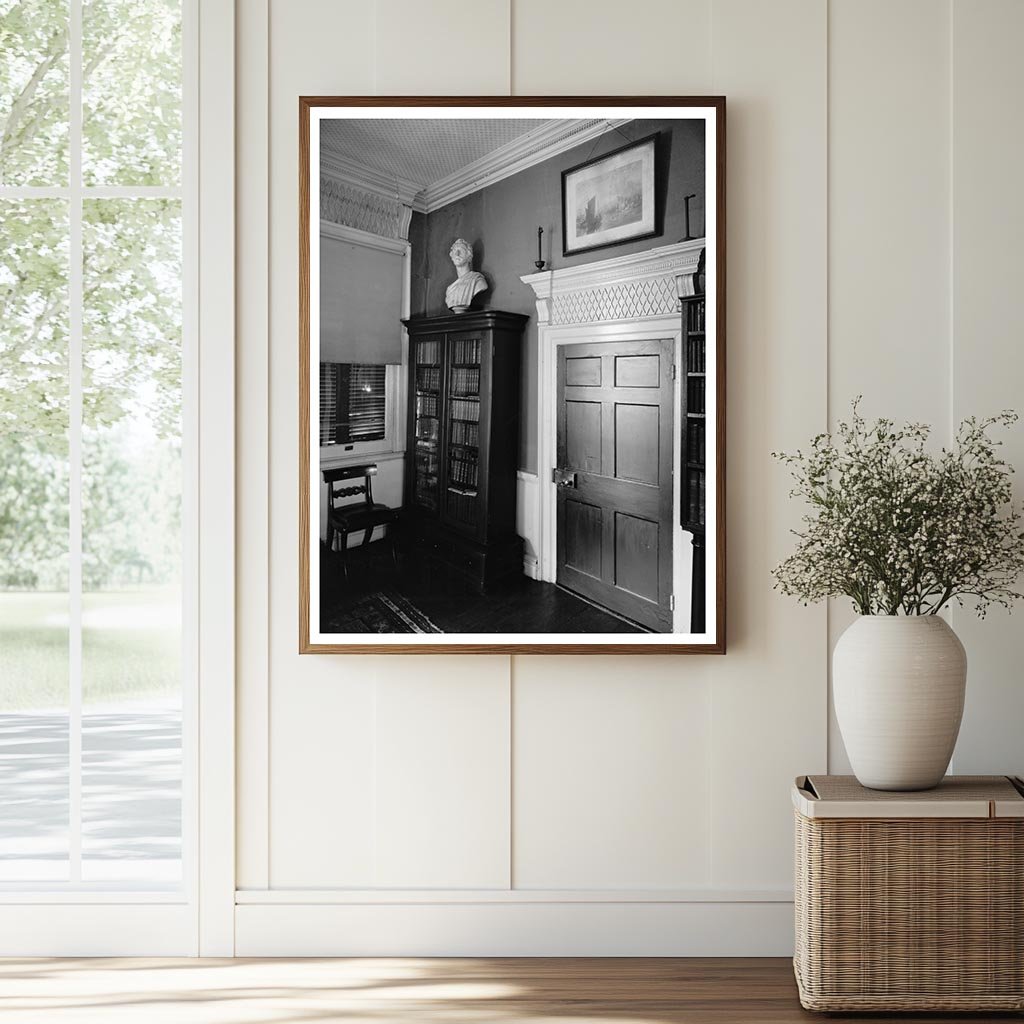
[512,657,712,890]
[235,0,1024,954]
[827,0,952,773]
[829,0,951,425]
[702,0,828,889]
[511,0,712,94]
[376,0,510,94]
[949,0,1024,775]
[373,660,511,888]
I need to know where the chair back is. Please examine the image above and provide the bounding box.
[323,463,377,511]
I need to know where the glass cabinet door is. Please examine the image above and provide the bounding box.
[441,331,484,534]
[412,336,443,513]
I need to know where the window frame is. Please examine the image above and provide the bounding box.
[0,0,235,956]
[317,220,410,469]
[320,361,402,459]
[0,0,194,900]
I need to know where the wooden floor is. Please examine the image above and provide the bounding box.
[1,957,1020,1023]
[320,541,646,634]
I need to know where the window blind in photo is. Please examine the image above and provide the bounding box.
[319,362,339,445]
[320,362,387,445]
[320,236,404,364]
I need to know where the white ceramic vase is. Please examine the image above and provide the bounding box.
[833,615,967,791]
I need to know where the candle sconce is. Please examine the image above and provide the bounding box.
[534,226,546,272]
[682,193,696,240]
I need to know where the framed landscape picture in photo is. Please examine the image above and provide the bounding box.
[562,133,657,256]
[299,96,726,654]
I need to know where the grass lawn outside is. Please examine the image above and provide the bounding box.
[0,589,181,711]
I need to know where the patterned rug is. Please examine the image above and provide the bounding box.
[325,590,443,634]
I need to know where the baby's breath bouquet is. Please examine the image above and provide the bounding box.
[773,402,1024,617]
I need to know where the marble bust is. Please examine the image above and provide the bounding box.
[444,238,488,313]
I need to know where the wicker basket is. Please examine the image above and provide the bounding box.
[793,774,1024,1012]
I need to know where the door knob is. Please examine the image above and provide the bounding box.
[552,468,577,489]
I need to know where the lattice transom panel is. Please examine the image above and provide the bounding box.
[551,276,679,325]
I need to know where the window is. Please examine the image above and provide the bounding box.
[0,0,190,891]
[320,362,387,445]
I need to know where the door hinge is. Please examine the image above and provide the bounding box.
[670,594,676,611]
[671,363,677,381]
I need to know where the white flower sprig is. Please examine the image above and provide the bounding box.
[772,400,1024,617]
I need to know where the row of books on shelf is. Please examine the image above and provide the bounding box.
[416,416,439,442]
[446,486,478,524]
[449,398,479,422]
[685,468,706,527]
[417,339,441,364]
[448,455,479,488]
[416,393,438,417]
[416,365,441,392]
[687,420,706,464]
[417,418,483,447]
[449,419,479,446]
[687,335,706,373]
[686,300,706,333]
[450,366,480,396]
[687,378,706,414]
[451,337,482,365]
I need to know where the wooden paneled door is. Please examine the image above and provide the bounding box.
[555,339,674,632]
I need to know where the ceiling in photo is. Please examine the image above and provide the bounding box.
[319,118,551,190]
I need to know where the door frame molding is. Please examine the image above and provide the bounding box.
[521,240,702,633]
[554,334,678,630]
[540,319,685,629]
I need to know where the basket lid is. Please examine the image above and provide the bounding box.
[793,775,1024,818]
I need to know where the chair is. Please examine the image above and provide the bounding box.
[323,464,400,579]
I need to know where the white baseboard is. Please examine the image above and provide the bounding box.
[0,903,195,956]
[234,898,794,957]
[522,554,539,580]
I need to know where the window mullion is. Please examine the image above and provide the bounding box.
[0,187,72,199]
[68,0,84,886]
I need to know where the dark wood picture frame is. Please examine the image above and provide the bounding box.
[561,132,659,257]
[299,96,727,655]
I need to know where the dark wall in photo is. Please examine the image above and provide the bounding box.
[408,118,706,472]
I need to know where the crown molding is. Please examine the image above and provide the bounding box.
[320,151,423,209]
[319,118,633,216]
[419,117,632,213]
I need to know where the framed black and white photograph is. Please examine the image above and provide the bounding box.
[562,133,657,256]
[299,97,726,654]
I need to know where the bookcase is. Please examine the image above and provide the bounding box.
[403,309,529,589]
[681,294,707,632]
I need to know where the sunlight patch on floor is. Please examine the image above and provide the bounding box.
[0,958,676,1024]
